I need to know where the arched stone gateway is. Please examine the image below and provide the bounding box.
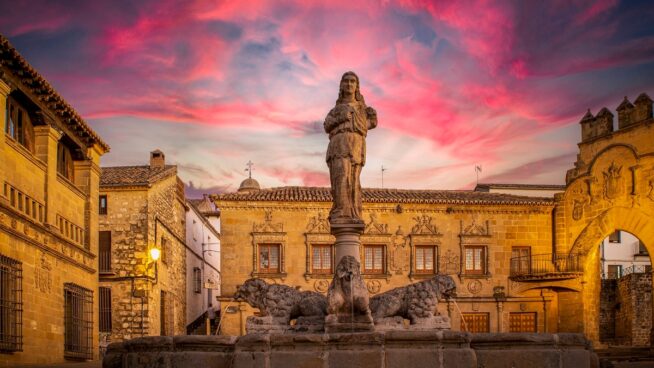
[554,93,654,346]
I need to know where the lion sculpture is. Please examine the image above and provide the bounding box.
[325,255,373,330]
[234,278,327,327]
[370,275,456,325]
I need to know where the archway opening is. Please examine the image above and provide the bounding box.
[598,230,652,347]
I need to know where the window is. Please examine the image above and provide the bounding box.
[99,231,112,274]
[607,264,622,279]
[64,283,93,360]
[464,246,486,274]
[99,287,111,333]
[608,230,621,243]
[99,195,107,215]
[511,247,531,274]
[461,313,489,333]
[0,254,22,352]
[509,312,537,333]
[363,245,385,274]
[193,267,202,294]
[57,142,75,181]
[258,244,280,273]
[5,97,34,152]
[415,245,437,274]
[312,245,333,274]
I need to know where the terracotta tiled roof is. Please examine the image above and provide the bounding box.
[214,186,554,205]
[0,34,110,151]
[474,183,566,191]
[101,165,177,187]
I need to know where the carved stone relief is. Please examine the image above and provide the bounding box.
[603,162,623,201]
[439,249,459,275]
[364,213,388,235]
[467,280,482,295]
[366,280,381,294]
[35,251,52,293]
[411,215,441,235]
[572,199,585,221]
[389,226,409,275]
[253,210,283,233]
[314,279,329,293]
[306,213,330,234]
[461,219,490,236]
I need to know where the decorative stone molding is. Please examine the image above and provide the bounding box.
[408,217,443,280]
[460,219,490,237]
[364,213,389,235]
[253,210,284,233]
[602,161,624,201]
[306,212,330,234]
[410,214,441,235]
[388,226,409,275]
[251,211,287,279]
[458,219,492,280]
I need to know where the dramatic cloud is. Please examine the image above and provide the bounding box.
[1,0,653,197]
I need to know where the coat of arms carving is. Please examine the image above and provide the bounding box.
[603,162,623,200]
[411,215,441,235]
[572,199,585,221]
[253,210,283,233]
[306,213,330,233]
[364,213,388,235]
[439,249,459,275]
[389,226,409,275]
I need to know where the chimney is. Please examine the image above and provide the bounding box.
[633,93,653,123]
[616,96,635,129]
[150,149,165,169]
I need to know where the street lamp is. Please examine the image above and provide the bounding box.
[148,247,161,283]
[150,247,161,262]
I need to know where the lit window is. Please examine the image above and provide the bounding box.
[464,246,485,274]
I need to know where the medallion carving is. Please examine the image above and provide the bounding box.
[366,279,382,294]
[389,226,409,275]
[467,280,482,294]
[314,279,329,293]
[306,213,330,234]
[411,215,441,235]
[603,162,623,200]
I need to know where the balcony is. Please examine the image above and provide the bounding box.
[510,253,583,281]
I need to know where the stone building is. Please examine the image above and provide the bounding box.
[185,198,221,334]
[98,150,187,348]
[0,36,109,364]
[212,92,654,347]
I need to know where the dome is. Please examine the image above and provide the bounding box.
[238,178,261,193]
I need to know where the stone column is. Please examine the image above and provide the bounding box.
[331,222,365,263]
[0,79,10,205]
[33,125,62,227]
[497,301,504,332]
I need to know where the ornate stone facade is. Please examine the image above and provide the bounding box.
[0,35,108,365]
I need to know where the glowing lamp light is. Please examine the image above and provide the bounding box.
[150,248,161,261]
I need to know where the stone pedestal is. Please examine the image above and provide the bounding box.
[325,221,374,333]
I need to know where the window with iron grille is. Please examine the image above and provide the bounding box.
[193,267,202,294]
[99,231,112,274]
[415,245,437,274]
[312,245,333,274]
[363,245,385,274]
[0,254,22,352]
[99,287,112,333]
[99,195,107,215]
[64,283,93,360]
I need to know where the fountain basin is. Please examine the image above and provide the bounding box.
[103,331,598,368]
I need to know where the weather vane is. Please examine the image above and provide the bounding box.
[245,160,254,179]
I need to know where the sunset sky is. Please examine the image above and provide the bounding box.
[2,0,654,197]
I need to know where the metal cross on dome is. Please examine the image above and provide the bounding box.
[245,160,254,179]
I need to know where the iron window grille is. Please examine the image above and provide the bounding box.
[99,287,112,333]
[193,268,202,294]
[0,254,22,352]
[64,283,93,360]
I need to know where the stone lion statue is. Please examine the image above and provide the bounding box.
[327,255,371,318]
[369,275,456,325]
[234,278,327,325]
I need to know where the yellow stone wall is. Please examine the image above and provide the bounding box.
[215,198,556,336]
[0,78,105,365]
[99,174,187,344]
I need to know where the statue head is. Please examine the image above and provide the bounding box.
[337,71,365,105]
